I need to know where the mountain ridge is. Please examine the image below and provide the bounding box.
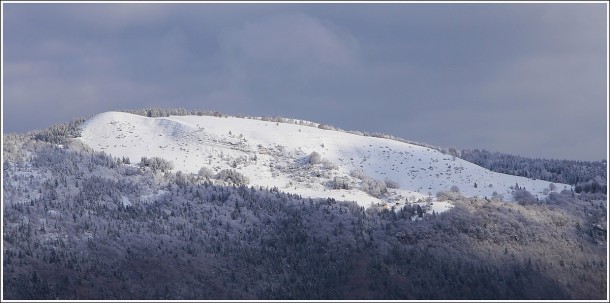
[77,111,571,211]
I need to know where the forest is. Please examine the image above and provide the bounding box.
[459,148,606,193]
[2,111,608,300]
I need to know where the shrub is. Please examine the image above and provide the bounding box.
[385,178,400,189]
[309,151,322,165]
[198,166,214,179]
[217,169,249,186]
[361,177,388,198]
[350,169,388,197]
[436,190,462,200]
[491,191,504,201]
[140,156,173,172]
[331,176,350,190]
[349,169,367,180]
[513,188,536,205]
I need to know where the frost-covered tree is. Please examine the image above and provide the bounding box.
[32,118,86,144]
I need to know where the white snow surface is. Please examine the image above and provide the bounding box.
[78,111,571,210]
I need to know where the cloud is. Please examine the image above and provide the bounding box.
[2,4,606,161]
[195,13,363,116]
[222,13,358,67]
[219,13,360,85]
[60,4,172,32]
[3,56,165,133]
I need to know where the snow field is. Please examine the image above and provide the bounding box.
[79,112,571,211]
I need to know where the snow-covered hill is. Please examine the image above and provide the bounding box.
[78,111,571,211]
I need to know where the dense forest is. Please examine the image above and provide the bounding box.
[2,120,607,300]
[459,148,606,192]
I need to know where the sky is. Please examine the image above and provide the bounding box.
[2,2,608,161]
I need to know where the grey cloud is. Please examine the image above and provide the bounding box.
[2,3,606,161]
[222,14,358,67]
[219,13,361,92]
[192,13,365,116]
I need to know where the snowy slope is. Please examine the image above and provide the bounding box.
[78,111,571,210]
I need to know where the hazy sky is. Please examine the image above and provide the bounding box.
[2,2,607,161]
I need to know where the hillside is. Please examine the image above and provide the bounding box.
[3,127,607,300]
[3,111,607,300]
[79,111,570,211]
